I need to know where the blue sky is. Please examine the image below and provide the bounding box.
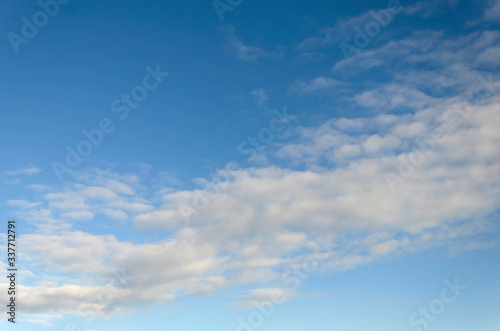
[1,0,500,330]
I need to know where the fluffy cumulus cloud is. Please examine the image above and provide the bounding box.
[139,98,500,239]
[6,94,499,321]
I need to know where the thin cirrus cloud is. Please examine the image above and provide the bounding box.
[289,77,346,95]
[332,29,500,75]
[295,0,456,52]
[296,0,463,54]
[403,0,459,18]
[221,25,285,61]
[1,166,41,176]
[230,288,296,308]
[0,166,42,185]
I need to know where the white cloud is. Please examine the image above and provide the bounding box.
[6,94,500,319]
[231,288,295,309]
[24,184,51,191]
[289,77,345,95]
[404,0,458,18]
[1,166,41,176]
[333,30,500,87]
[101,209,128,221]
[22,231,120,274]
[485,0,500,21]
[251,88,269,108]
[354,84,440,111]
[477,45,500,67]
[361,134,401,153]
[22,313,62,326]
[222,26,283,61]
[295,1,458,53]
[32,176,154,223]
[7,199,42,209]
[296,10,382,51]
[61,210,94,221]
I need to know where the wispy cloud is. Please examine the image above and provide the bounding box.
[2,166,41,176]
[7,199,42,209]
[251,88,269,108]
[353,83,440,111]
[222,26,284,61]
[485,0,500,22]
[289,77,346,95]
[404,0,458,18]
[230,288,295,309]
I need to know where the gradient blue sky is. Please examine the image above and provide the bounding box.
[1,0,500,330]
